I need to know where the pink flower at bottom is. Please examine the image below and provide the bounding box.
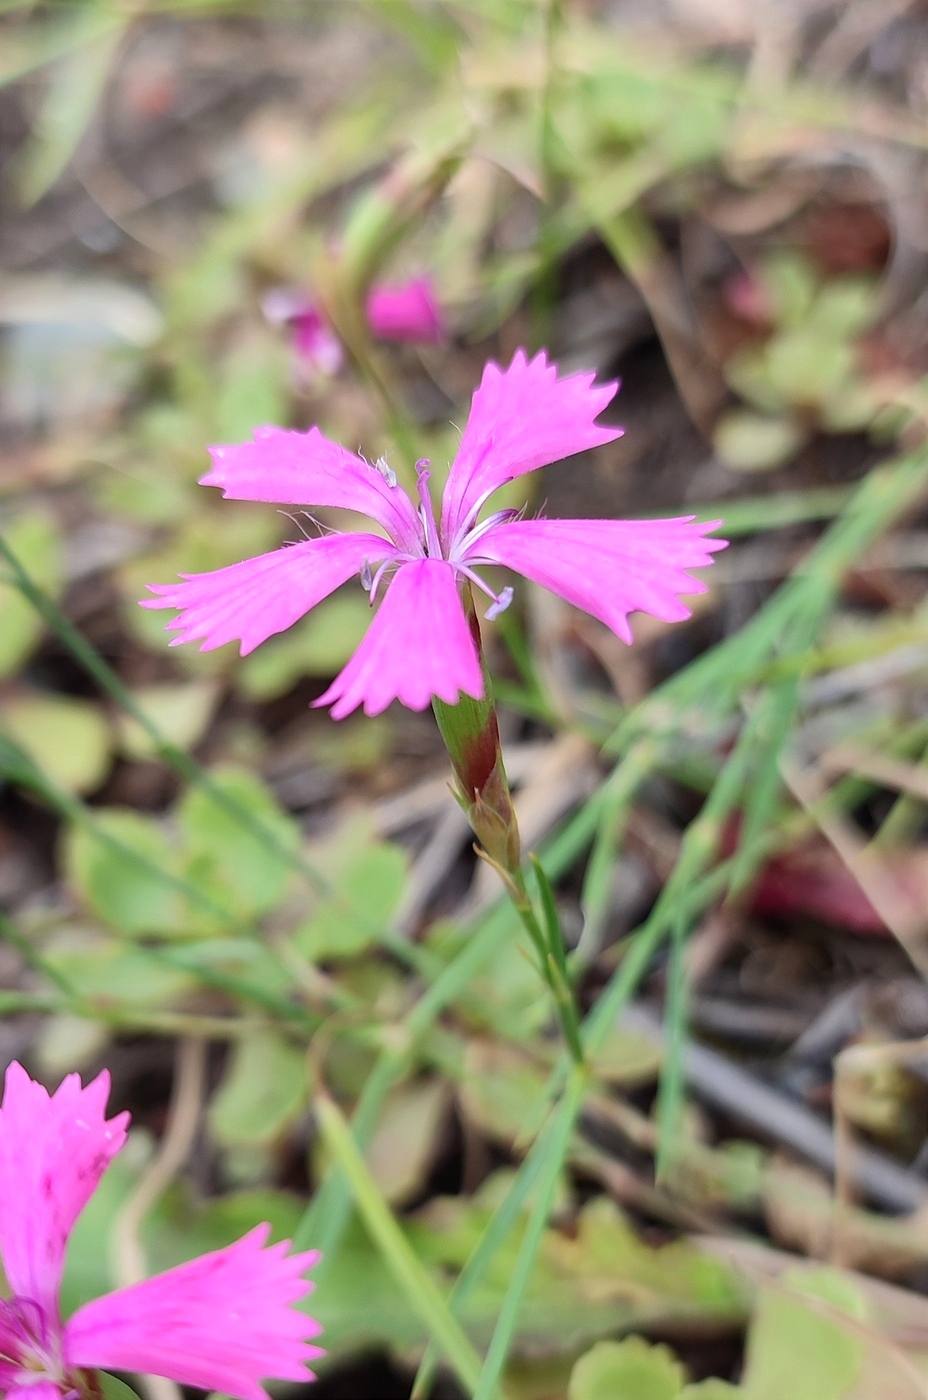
[143,349,726,718]
[0,1063,322,1400]
[262,276,444,381]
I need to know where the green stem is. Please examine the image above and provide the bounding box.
[471,1065,587,1400]
[509,866,584,1065]
[314,1094,500,1399]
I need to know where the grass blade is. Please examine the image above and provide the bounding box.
[314,1093,492,1398]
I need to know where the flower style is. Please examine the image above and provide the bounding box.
[0,1062,322,1400]
[263,275,444,381]
[143,350,726,718]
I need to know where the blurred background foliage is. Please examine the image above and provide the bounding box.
[3,1,928,1397]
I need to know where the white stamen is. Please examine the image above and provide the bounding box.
[374,455,397,488]
[415,459,443,560]
[485,586,514,620]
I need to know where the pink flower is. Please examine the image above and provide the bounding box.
[262,276,444,380]
[143,350,726,719]
[0,1062,322,1400]
[364,278,444,343]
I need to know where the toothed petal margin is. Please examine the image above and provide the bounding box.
[202,425,420,550]
[142,533,395,656]
[64,1228,322,1400]
[0,1063,128,1320]
[474,516,726,642]
[314,558,483,718]
[441,349,622,542]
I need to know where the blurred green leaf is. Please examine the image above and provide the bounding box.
[209,1027,308,1147]
[766,331,854,407]
[296,833,407,961]
[568,1338,685,1400]
[590,1028,662,1086]
[659,91,727,167]
[0,690,110,793]
[95,464,195,526]
[14,14,127,206]
[723,348,786,414]
[34,1012,108,1077]
[808,279,876,338]
[314,1214,434,1359]
[821,382,878,433]
[115,680,219,760]
[0,510,61,676]
[44,933,194,1008]
[215,335,288,442]
[100,1376,141,1400]
[365,1078,449,1206]
[0,3,120,87]
[760,254,818,329]
[584,71,667,144]
[714,411,805,472]
[458,1042,549,1147]
[740,1272,866,1400]
[65,809,184,937]
[545,1197,743,1313]
[178,766,299,920]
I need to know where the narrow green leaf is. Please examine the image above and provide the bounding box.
[471,1066,587,1400]
[314,1094,489,1397]
[14,15,126,205]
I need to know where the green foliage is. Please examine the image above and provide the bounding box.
[209,1029,308,1148]
[740,1273,866,1400]
[63,766,299,938]
[0,510,61,676]
[99,1375,141,1400]
[65,809,185,937]
[569,1338,685,1400]
[0,690,110,793]
[296,824,407,961]
[114,681,219,760]
[2,5,927,1397]
[177,766,299,921]
[717,254,881,470]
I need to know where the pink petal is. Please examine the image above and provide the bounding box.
[200,426,420,550]
[314,558,483,718]
[365,277,444,344]
[64,1226,322,1400]
[6,1383,59,1400]
[141,532,394,655]
[475,516,727,643]
[441,349,623,543]
[290,312,344,376]
[0,1063,128,1321]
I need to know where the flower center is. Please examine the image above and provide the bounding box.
[0,1298,65,1393]
[359,456,517,618]
[415,459,443,560]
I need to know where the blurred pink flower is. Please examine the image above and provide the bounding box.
[365,278,444,343]
[0,1062,322,1400]
[263,275,444,381]
[143,349,726,718]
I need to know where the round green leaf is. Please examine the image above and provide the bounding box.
[64,808,183,936]
[0,510,62,677]
[569,1338,686,1400]
[714,411,805,472]
[1,690,110,793]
